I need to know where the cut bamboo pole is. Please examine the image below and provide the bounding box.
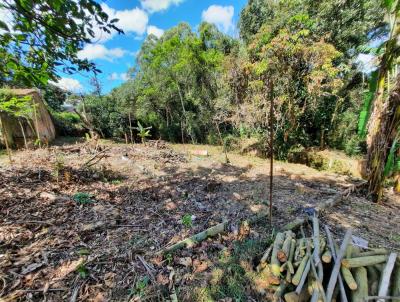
[322,249,332,263]
[358,248,388,257]
[287,238,296,275]
[260,245,273,264]
[367,265,379,296]
[342,255,388,268]
[341,266,358,290]
[351,267,368,302]
[160,220,228,254]
[271,232,285,276]
[278,232,292,262]
[377,252,398,302]
[392,261,400,302]
[326,228,352,302]
[284,289,310,302]
[295,258,311,293]
[324,225,348,302]
[293,255,310,286]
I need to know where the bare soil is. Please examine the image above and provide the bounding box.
[0,139,399,301]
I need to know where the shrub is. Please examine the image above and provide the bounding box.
[52,111,84,136]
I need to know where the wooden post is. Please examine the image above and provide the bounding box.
[128,112,134,144]
[268,79,274,225]
[0,117,12,163]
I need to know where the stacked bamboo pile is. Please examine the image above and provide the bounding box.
[257,217,400,302]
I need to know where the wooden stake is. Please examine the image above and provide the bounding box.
[377,253,398,302]
[324,225,348,302]
[326,229,352,302]
[268,79,274,226]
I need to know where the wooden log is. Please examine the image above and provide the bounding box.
[295,258,311,293]
[322,249,332,263]
[358,248,388,257]
[160,220,228,254]
[273,281,287,302]
[377,252,398,302]
[271,232,285,276]
[284,289,310,302]
[324,225,348,302]
[342,242,358,291]
[312,217,323,281]
[282,217,308,231]
[351,267,368,302]
[342,255,388,268]
[286,270,292,283]
[367,265,380,296]
[280,262,288,272]
[278,233,293,262]
[293,255,310,286]
[260,245,273,264]
[341,266,358,290]
[326,229,352,302]
[286,238,296,276]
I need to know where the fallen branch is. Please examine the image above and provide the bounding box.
[159,220,228,254]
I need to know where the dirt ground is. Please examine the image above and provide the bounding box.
[0,139,399,301]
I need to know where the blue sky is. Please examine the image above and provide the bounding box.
[55,0,247,94]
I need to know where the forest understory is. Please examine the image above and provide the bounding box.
[0,139,399,301]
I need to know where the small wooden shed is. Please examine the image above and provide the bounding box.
[0,89,56,148]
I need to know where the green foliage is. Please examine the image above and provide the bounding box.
[43,84,67,112]
[181,214,193,228]
[0,89,34,120]
[72,192,95,205]
[76,263,89,279]
[384,138,399,177]
[129,276,150,298]
[135,121,152,143]
[52,111,83,136]
[0,0,122,87]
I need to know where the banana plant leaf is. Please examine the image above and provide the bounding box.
[384,138,399,176]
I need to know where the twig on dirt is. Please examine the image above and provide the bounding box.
[5,220,54,226]
[137,255,155,281]
[21,288,66,293]
[81,148,110,168]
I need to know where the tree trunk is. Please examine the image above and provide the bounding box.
[18,119,28,149]
[366,74,400,202]
[0,117,12,163]
[128,112,134,144]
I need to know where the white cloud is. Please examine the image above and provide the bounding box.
[147,25,164,38]
[107,72,130,81]
[201,5,234,33]
[50,78,83,93]
[77,44,126,61]
[91,3,148,42]
[140,0,184,13]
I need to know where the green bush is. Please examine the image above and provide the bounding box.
[52,111,84,136]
